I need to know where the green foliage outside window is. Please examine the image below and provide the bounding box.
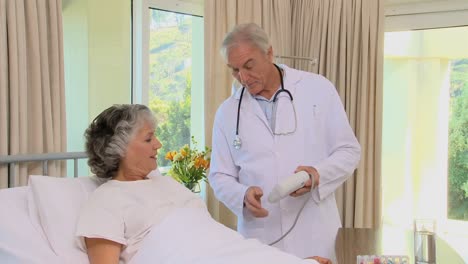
[150,81,191,167]
[147,11,194,167]
[448,59,468,220]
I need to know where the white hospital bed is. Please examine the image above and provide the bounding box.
[0,153,318,264]
[0,152,97,263]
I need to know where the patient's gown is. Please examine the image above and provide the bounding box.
[76,172,205,264]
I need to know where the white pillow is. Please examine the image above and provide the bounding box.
[0,186,61,264]
[28,175,103,264]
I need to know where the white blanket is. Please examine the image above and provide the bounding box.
[130,208,318,264]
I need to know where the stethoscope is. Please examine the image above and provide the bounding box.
[233,64,294,149]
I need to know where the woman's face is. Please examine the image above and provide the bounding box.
[118,121,162,181]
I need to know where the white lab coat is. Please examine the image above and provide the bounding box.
[208,65,361,261]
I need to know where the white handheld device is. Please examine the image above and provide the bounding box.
[268,171,311,203]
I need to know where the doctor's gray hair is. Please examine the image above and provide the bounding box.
[220,23,271,61]
[85,104,156,179]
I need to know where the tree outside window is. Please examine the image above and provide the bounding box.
[148,10,195,167]
[448,59,468,220]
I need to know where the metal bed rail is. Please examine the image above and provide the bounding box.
[0,152,88,187]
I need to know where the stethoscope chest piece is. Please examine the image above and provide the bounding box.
[233,135,242,149]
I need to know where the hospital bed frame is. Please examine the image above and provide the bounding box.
[0,152,87,187]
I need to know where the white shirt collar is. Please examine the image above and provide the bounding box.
[233,64,303,100]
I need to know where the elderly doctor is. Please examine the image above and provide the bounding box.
[208,23,361,263]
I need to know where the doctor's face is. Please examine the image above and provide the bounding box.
[226,42,277,99]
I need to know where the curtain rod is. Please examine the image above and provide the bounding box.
[275,55,317,64]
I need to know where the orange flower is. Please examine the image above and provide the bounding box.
[165,151,177,161]
[196,157,210,170]
[194,157,205,169]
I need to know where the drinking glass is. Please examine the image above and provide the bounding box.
[414,219,436,264]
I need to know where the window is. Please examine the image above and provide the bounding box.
[383,27,468,226]
[448,58,468,221]
[133,1,204,171]
[383,1,468,259]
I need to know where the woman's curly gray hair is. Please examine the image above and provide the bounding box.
[85,104,156,179]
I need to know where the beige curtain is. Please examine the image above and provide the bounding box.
[204,0,383,229]
[0,0,66,188]
[290,0,383,228]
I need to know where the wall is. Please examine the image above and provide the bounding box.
[63,0,89,175]
[63,0,131,123]
[87,0,132,120]
[63,0,131,175]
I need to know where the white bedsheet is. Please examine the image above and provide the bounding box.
[0,187,60,264]
[131,207,318,264]
[0,176,319,264]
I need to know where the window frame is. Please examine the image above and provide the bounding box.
[385,1,468,32]
[132,0,203,105]
[383,0,468,233]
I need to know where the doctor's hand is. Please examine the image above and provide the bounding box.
[290,166,320,198]
[244,186,269,218]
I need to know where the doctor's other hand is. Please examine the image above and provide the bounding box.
[305,256,332,264]
[244,186,269,218]
[290,166,320,198]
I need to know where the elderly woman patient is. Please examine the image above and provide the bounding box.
[76,104,330,264]
[76,104,205,264]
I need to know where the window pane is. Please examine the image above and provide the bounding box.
[147,9,202,168]
[382,27,468,226]
[448,59,468,221]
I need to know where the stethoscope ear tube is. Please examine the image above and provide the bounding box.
[233,63,293,149]
[272,63,291,102]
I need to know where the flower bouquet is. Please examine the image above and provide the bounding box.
[165,137,211,192]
